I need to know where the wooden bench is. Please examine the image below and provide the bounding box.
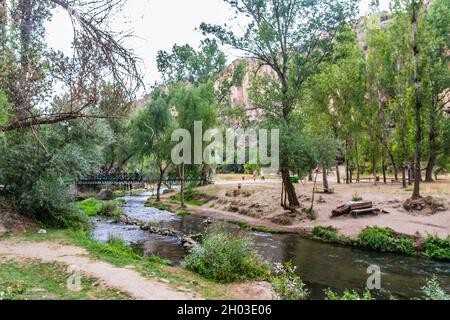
[351,208,380,217]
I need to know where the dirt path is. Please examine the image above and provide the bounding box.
[0,240,195,300]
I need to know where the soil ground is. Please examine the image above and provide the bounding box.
[190,170,450,238]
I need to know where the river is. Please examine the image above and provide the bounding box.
[92,191,450,300]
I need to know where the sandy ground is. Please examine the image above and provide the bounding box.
[196,172,450,238]
[0,241,195,300]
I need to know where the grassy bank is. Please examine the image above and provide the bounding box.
[309,225,450,262]
[0,259,130,300]
[1,229,232,300]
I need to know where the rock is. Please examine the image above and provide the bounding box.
[38,229,47,234]
[96,188,115,200]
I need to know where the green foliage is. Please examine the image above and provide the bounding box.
[176,211,191,216]
[76,198,123,219]
[357,227,416,254]
[99,201,124,219]
[352,193,363,202]
[313,226,339,244]
[325,289,374,300]
[423,235,450,261]
[421,276,450,300]
[157,39,226,84]
[243,163,260,175]
[183,226,270,283]
[76,198,104,216]
[290,176,300,184]
[0,119,108,228]
[0,260,129,300]
[271,262,309,300]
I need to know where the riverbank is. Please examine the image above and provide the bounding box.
[0,228,275,300]
[151,175,450,260]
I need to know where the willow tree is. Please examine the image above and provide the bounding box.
[200,0,358,208]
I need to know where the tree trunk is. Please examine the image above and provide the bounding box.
[156,165,166,203]
[382,158,387,184]
[0,0,6,47]
[425,96,438,182]
[322,166,329,190]
[308,171,313,182]
[402,164,407,188]
[178,162,185,208]
[281,168,299,208]
[411,1,422,200]
[335,162,341,184]
[355,140,360,182]
[386,147,398,181]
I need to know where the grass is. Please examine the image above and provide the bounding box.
[0,259,130,300]
[76,198,103,216]
[423,235,450,261]
[2,229,231,300]
[357,226,416,255]
[236,221,283,234]
[170,194,207,206]
[176,211,191,216]
[76,198,125,217]
[144,199,172,211]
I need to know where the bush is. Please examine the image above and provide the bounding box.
[76,198,103,216]
[357,226,415,254]
[183,226,270,283]
[271,262,309,300]
[352,193,363,202]
[99,201,124,219]
[290,176,300,184]
[423,235,450,261]
[422,276,450,300]
[312,226,339,243]
[325,289,374,300]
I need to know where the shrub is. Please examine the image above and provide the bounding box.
[290,176,300,184]
[242,190,252,198]
[313,226,338,243]
[357,226,415,254]
[304,208,317,220]
[423,235,450,261]
[271,261,309,300]
[422,276,450,300]
[183,226,270,283]
[352,193,363,202]
[325,289,374,300]
[76,198,103,216]
[99,201,124,219]
[146,255,173,266]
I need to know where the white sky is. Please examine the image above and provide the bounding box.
[45,0,391,90]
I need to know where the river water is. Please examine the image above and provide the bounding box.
[92,192,450,300]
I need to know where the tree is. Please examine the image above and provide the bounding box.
[200,0,358,208]
[132,91,174,202]
[157,39,226,85]
[304,25,367,185]
[421,0,450,182]
[410,0,424,199]
[0,0,141,133]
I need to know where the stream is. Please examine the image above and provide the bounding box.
[92,191,450,300]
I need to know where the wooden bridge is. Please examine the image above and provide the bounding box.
[76,173,212,187]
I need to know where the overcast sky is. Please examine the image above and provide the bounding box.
[46,0,391,88]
